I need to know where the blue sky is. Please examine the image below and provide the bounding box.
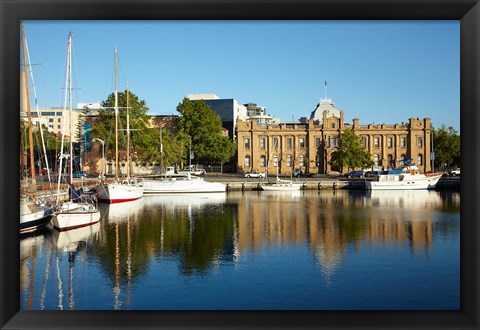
[22,20,460,130]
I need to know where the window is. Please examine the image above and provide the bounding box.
[244,138,250,149]
[417,137,423,147]
[299,155,305,166]
[315,138,321,148]
[244,155,250,168]
[299,138,305,148]
[58,118,61,122]
[260,137,266,149]
[387,137,393,148]
[49,118,54,122]
[374,137,380,148]
[273,137,279,149]
[374,154,380,166]
[57,125,61,129]
[331,123,336,128]
[400,137,406,147]
[418,154,423,165]
[260,155,267,167]
[286,155,292,167]
[362,136,367,148]
[56,112,62,116]
[286,138,292,149]
[273,155,278,167]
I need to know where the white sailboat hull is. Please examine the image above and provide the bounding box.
[51,202,101,231]
[260,183,302,191]
[96,182,144,203]
[143,178,226,194]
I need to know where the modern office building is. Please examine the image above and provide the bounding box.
[236,97,433,175]
[186,94,248,140]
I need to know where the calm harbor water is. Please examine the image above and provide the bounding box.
[20,189,460,310]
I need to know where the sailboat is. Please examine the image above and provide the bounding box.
[96,47,144,203]
[51,32,101,231]
[259,139,302,191]
[20,23,53,234]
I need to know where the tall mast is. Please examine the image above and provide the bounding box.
[56,33,72,203]
[126,82,130,179]
[160,128,163,173]
[21,24,36,187]
[114,46,119,180]
[68,33,73,185]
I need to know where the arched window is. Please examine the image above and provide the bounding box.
[260,155,267,167]
[244,155,250,168]
[387,154,394,168]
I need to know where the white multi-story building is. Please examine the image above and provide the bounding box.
[20,103,101,142]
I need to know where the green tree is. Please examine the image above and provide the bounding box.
[432,124,460,168]
[328,129,373,173]
[175,98,236,164]
[91,90,152,161]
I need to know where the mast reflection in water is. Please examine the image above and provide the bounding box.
[20,190,459,310]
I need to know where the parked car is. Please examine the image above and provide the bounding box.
[178,165,206,176]
[347,170,365,179]
[449,168,460,176]
[293,168,312,178]
[245,170,266,178]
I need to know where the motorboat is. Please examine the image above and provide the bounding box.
[365,159,442,190]
[142,172,226,194]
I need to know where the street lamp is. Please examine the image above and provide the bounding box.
[92,138,105,178]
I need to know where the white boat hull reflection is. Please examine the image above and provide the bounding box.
[142,193,226,209]
[102,198,144,224]
[52,221,101,252]
[366,189,443,209]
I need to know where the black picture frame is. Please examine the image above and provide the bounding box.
[1,0,478,329]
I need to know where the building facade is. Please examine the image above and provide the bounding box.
[236,98,433,175]
[187,94,248,140]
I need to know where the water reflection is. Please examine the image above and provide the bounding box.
[20,190,460,310]
[230,190,453,273]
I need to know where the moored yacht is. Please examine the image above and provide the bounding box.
[365,159,442,190]
[142,172,226,194]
